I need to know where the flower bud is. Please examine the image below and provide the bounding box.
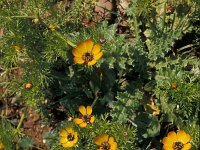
[123,132,128,136]
[171,82,178,89]
[25,83,33,90]
[32,18,39,24]
[99,38,106,44]
[13,45,22,52]
[48,24,56,31]
[167,4,175,14]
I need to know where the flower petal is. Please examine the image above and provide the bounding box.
[167,131,178,141]
[94,51,103,61]
[79,122,87,128]
[70,132,78,145]
[71,135,78,145]
[110,141,117,150]
[100,134,109,142]
[65,126,73,133]
[0,143,4,150]
[108,136,115,144]
[60,137,68,144]
[62,142,74,148]
[73,57,84,64]
[90,116,95,123]
[86,106,92,115]
[182,143,192,150]
[73,118,83,125]
[59,129,68,137]
[76,41,87,53]
[177,130,191,144]
[87,59,97,65]
[84,39,94,52]
[163,145,174,150]
[72,48,82,57]
[79,105,86,115]
[94,136,104,145]
[162,137,174,147]
[92,43,101,54]
[74,132,78,139]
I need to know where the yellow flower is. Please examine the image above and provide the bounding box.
[162,130,192,150]
[13,45,22,52]
[94,133,117,150]
[48,24,56,31]
[72,39,103,65]
[144,97,160,116]
[73,106,95,128]
[59,126,78,148]
[0,142,4,150]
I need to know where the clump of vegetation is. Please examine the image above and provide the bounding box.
[0,0,199,149]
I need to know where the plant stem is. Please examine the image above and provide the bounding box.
[14,107,27,135]
[162,0,167,32]
[16,113,25,131]
[177,43,199,52]
[133,15,140,39]
[53,31,76,48]
[9,16,35,19]
[36,18,76,48]
[91,96,99,107]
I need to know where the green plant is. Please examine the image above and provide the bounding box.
[0,0,199,149]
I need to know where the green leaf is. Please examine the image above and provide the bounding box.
[20,136,33,148]
[111,89,142,123]
[144,80,156,92]
[135,113,160,138]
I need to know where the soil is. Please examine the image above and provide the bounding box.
[23,108,52,150]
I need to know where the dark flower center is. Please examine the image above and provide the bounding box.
[101,142,110,150]
[81,115,91,123]
[67,133,74,141]
[82,52,94,64]
[173,141,183,150]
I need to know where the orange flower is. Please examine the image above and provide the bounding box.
[59,126,78,148]
[171,82,178,89]
[72,39,103,65]
[73,106,95,128]
[162,130,192,150]
[94,133,117,150]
